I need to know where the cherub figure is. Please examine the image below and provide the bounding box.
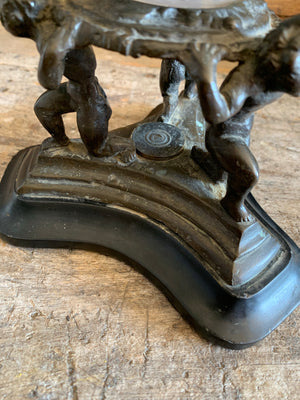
[0,0,112,156]
[188,14,300,222]
[34,46,112,156]
[159,59,195,122]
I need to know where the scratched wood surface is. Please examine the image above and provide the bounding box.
[0,21,299,400]
[266,0,300,17]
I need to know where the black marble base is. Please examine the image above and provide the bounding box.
[0,145,299,349]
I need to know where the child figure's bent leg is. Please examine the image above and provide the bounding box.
[159,59,185,122]
[34,83,74,145]
[206,124,259,222]
[183,70,196,99]
[73,78,112,156]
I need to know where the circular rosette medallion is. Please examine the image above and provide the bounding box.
[132,122,185,160]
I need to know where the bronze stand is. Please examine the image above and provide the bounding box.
[0,0,299,348]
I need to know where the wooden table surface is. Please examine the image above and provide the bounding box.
[266,0,300,17]
[0,22,299,400]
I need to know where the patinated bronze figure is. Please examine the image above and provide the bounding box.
[34,46,112,156]
[0,0,299,348]
[1,0,112,155]
[191,15,300,221]
[159,59,196,122]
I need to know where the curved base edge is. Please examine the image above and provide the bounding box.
[0,147,299,349]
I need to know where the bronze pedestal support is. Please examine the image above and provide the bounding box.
[0,0,299,348]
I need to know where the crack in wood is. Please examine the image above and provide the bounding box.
[99,352,110,400]
[66,316,79,400]
[141,308,151,378]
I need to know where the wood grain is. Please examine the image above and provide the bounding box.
[266,0,300,16]
[0,24,299,400]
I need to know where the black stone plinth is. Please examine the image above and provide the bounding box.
[0,144,299,349]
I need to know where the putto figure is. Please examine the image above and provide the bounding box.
[190,15,300,222]
[34,46,112,156]
[0,0,112,156]
[159,59,195,122]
